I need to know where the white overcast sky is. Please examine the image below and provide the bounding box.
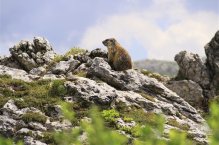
[0,0,218,61]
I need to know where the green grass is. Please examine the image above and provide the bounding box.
[49,80,67,97]
[167,118,190,131]
[141,69,165,82]
[64,47,86,57]
[0,75,63,113]
[116,104,162,127]
[21,112,47,124]
[0,96,9,108]
[73,70,87,77]
[137,91,156,102]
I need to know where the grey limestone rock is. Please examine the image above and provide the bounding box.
[52,60,71,75]
[63,57,209,143]
[174,51,210,89]
[0,65,37,82]
[24,136,47,145]
[30,67,46,75]
[205,30,219,95]
[89,48,108,59]
[9,37,55,71]
[166,80,204,109]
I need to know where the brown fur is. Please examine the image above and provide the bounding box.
[102,38,132,71]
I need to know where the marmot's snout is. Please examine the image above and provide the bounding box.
[102,39,108,46]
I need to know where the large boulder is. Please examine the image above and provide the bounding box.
[205,30,219,95]
[174,51,210,89]
[0,65,39,82]
[166,80,205,110]
[9,37,56,71]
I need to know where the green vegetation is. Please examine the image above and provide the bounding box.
[2,101,219,145]
[167,118,190,131]
[64,47,86,57]
[208,102,219,145]
[116,104,162,127]
[2,74,219,145]
[21,112,47,124]
[101,109,120,123]
[0,75,62,112]
[141,69,165,82]
[53,55,66,63]
[49,80,67,97]
[73,70,87,77]
[137,91,156,102]
[47,47,86,70]
[0,96,9,108]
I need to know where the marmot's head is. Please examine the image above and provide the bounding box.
[102,38,117,48]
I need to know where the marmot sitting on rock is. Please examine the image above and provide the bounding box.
[102,38,132,71]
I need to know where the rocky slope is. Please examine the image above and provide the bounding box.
[0,31,218,145]
[166,30,219,111]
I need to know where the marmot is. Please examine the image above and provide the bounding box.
[102,38,132,71]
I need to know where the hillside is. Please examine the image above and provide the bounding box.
[134,59,178,77]
[0,30,219,145]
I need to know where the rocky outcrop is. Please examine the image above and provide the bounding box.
[0,36,214,145]
[172,31,219,109]
[65,58,208,144]
[174,51,210,89]
[0,65,39,82]
[0,99,72,145]
[205,30,219,95]
[1,37,56,72]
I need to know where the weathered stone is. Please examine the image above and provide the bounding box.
[52,61,71,74]
[116,118,136,128]
[0,65,36,82]
[45,119,72,131]
[41,73,65,80]
[89,48,108,59]
[65,78,117,107]
[29,67,46,75]
[166,80,204,109]
[0,56,21,69]
[205,30,219,95]
[9,37,55,71]
[44,105,62,118]
[24,136,47,145]
[87,58,205,121]
[0,115,17,137]
[33,37,52,52]
[174,51,210,89]
[64,71,208,144]
[73,53,91,63]
[28,122,47,131]
[68,59,81,72]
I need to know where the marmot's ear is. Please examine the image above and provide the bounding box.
[112,38,116,43]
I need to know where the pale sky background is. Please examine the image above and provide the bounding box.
[0,0,218,61]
